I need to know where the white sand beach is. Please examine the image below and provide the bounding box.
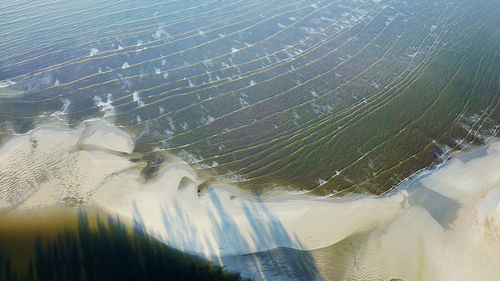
[1,120,500,280]
[0,119,405,257]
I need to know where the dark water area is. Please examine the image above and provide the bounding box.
[0,207,245,281]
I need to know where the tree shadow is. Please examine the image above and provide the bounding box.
[157,187,324,281]
[0,209,246,281]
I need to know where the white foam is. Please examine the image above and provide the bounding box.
[152,28,173,40]
[132,91,140,102]
[166,116,176,131]
[0,80,16,88]
[93,94,115,117]
[239,97,249,108]
[51,99,71,120]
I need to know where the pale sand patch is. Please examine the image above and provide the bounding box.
[80,120,134,153]
[0,199,10,209]
[0,120,133,210]
[335,139,500,281]
[420,139,500,204]
[92,168,404,257]
[358,189,500,281]
[19,150,132,210]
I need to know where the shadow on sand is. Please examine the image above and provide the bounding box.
[155,188,324,281]
[0,210,246,281]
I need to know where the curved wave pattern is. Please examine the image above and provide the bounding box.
[0,0,499,195]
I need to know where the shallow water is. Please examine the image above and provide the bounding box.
[1,0,499,195]
[1,0,500,280]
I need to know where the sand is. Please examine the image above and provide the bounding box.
[324,140,500,281]
[93,171,405,257]
[2,119,500,280]
[0,120,133,210]
[0,119,405,258]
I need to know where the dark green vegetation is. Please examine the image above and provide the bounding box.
[0,211,245,281]
[0,0,499,195]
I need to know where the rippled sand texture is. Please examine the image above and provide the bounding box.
[0,120,133,210]
[1,0,499,195]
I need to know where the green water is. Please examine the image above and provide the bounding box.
[1,0,498,195]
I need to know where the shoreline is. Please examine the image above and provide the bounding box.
[1,120,500,280]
